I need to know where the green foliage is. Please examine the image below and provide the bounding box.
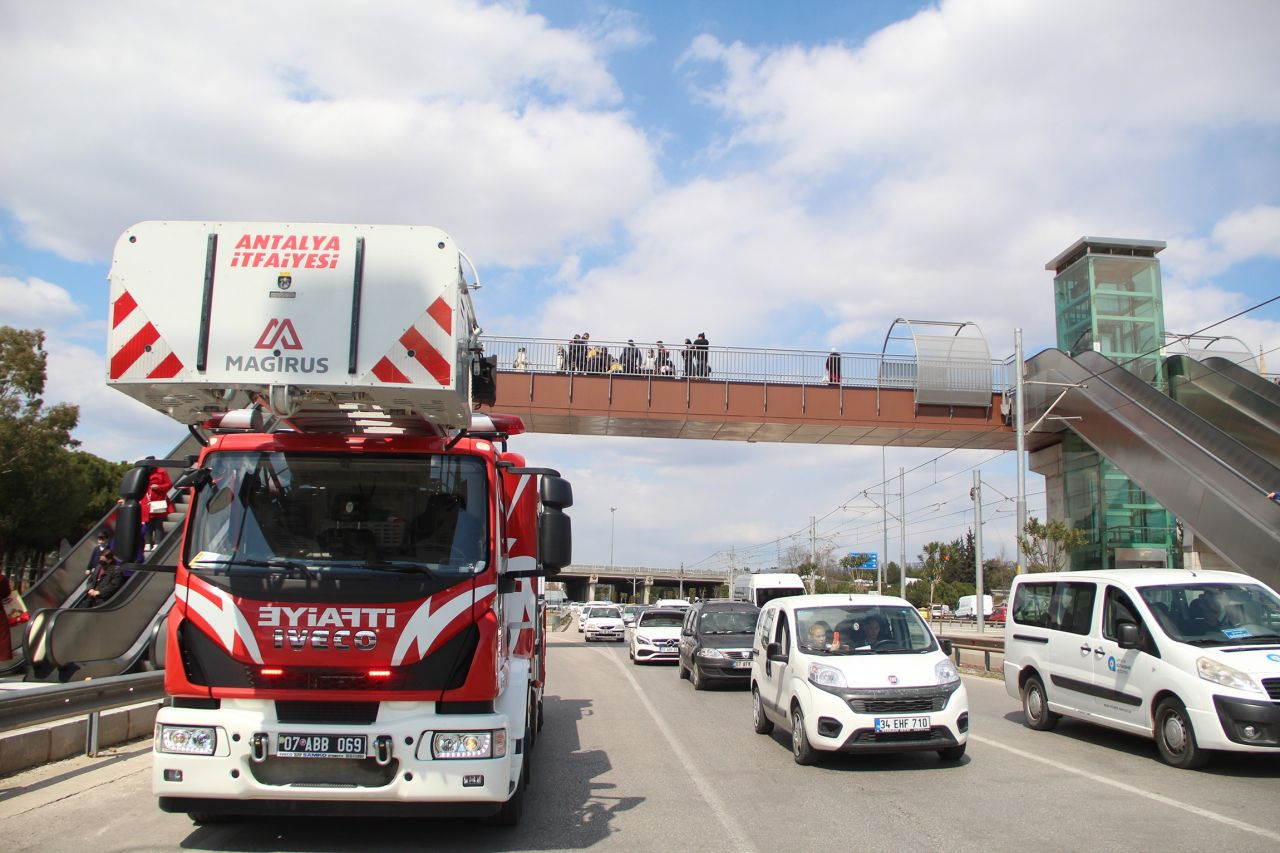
[1019,517,1088,572]
[0,327,128,561]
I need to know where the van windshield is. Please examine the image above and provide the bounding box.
[698,609,759,634]
[1137,582,1280,646]
[796,605,935,654]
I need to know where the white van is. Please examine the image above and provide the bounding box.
[954,595,993,619]
[1004,569,1280,769]
[750,594,968,764]
[732,573,807,607]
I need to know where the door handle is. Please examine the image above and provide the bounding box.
[1079,643,1092,654]
[1094,647,1106,657]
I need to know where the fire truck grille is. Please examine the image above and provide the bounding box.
[275,701,379,725]
[249,757,399,788]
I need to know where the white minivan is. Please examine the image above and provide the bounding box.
[1004,569,1280,769]
[750,594,969,764]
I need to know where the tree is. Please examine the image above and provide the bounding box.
[917,541,948,610]
[1018,517,1088,573]
[0,328,80,556]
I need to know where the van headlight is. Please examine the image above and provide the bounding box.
[807,662,847,689]
[697,647,727,659]
[157,725,216,755]
[935,659,959,685]
[1197,657,1263,693]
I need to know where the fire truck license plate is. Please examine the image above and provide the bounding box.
[276,733,367,759]
[874,717,930,733]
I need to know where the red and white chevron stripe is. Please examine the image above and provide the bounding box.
[369,295,453,387]
[108,290,184,380]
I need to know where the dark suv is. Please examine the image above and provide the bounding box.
[677,600,760,690]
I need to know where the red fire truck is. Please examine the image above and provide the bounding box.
[107,222,571,824]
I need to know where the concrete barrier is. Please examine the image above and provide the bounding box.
[0,699,161,777]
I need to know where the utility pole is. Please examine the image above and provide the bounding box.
[880,447,888,595]
[809,516,817,593]
[679,561,684,598]
[899,467,907,595]
[1014,328,1027,575]
[972,470,985,634]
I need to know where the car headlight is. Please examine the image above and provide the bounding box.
[935,658,960,685]
[697,647,727,659]
[807,662,847,689]
[432,730,506,759]
[157,725,216,755]
[1197,657,1263,693]
[636,635,653,646]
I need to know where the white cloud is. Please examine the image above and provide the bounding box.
[0,276,84,327]
[0,0,656,267]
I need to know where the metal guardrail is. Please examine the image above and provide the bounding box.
[482,335,1008,392]
[942,634,1005,673]
[0,671,166,735]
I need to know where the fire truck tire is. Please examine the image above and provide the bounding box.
[537,697,544,732]
[188,812,235,825]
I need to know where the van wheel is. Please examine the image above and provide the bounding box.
[691,663,707,691]
[188,813,233,825]
[678,661,690,680]
[1155,697,1209,769]
[752,687,774,735]
[937,743,966,762]
[1021,675,1059,731]
[791,705,818,765]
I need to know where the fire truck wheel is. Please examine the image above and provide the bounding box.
[537,697,544,732]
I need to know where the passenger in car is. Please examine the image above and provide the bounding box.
[806,621,833,649]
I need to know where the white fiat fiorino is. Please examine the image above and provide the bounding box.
[750,594,968,764]
[1004,569,1280,769]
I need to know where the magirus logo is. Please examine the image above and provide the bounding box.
[226,318,329,374]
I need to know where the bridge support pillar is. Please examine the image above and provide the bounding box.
[641,577,654,604]
[587,575,598,603]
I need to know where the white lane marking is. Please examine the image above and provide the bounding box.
[970,734,1280,844]
[600,648,759,853]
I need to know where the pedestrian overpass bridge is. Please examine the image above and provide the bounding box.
[480,326,1049,450]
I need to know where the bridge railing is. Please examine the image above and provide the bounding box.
[482,336,1007,392]
[564,564,729,581]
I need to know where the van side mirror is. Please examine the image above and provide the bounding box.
[1116,621,1142,649]
[939,638,953,655]
[767,641,786,662]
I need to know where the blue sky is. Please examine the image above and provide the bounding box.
[1,0,1277,575]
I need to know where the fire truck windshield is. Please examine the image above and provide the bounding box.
[184,451,489,576]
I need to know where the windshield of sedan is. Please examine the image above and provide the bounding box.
[698,609,759,634]
[586,607,621,619]
[1138,582,1280,646]
[638,612,684,628]
[795,605,935,654]
[185,451,489,577]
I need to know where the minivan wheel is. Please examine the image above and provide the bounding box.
[752,687,774,735]
[791,706,818,765]
[691,663,707,691]
[1155,697,1209,769]
[1021,674,1059,731]
[678,661,690,680]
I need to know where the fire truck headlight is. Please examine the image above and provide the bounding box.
[431,729,506,759]
[157,725,217,756]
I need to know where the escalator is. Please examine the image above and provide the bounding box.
[1024,349,1280,587]
[1165,354,1280,468]
[7,433,203,681]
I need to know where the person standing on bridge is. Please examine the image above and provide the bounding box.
[693,332,710,377]
[826,348,842,385]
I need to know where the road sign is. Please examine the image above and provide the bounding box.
[847,552,878,570]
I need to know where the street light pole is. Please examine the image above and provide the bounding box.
[610,506,617,599]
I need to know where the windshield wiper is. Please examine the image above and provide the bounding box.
[188,556,318,580]
[360,561,437,576]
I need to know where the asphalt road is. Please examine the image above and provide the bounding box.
[3,628,1279,852]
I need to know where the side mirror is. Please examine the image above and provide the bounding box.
[537,510,571,574]
[540,476,573,510]
[119,466,149,501]
[939,638,953,655]
[767,641,786,662]
[114,500,142,561]
[173,467,212,491]
[1116,621,1142,649]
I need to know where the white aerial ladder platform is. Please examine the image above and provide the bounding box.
[106,221,484,434]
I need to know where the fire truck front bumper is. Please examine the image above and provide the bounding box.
[153,701,524,816]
